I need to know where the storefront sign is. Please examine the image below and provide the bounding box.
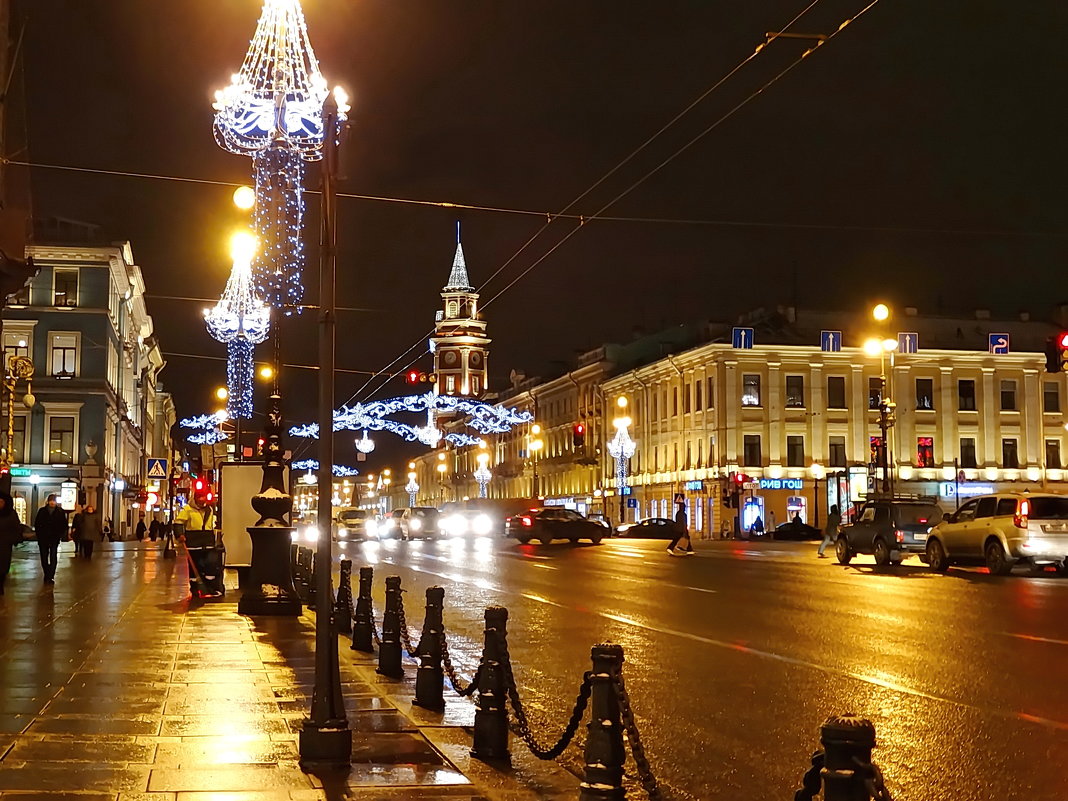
[9,467,30,477]
[60,481,78,512]
[940,482,995,499]
[684,480,704,492]
[759,478,804,491]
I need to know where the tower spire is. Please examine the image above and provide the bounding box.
[443,221,474,292]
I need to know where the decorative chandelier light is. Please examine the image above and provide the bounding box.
[212,0,349,314]
[608,417,637,495]
[355,431,376,454]
[205,232,271,419]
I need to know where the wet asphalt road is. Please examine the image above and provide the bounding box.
[336,535,1068,801]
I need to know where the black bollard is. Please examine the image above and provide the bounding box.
[306,549,319,609]
[578,643,626,801]
[334,559,353,634]
[376,575,404,678]
[413,586,445,711]
[820,714,877,801]
[351,566,374,652]
[470,606,510,763]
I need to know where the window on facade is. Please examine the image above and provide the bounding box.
[829,436,846,468]
[869,436,883,466]
[446,300,458,318]
[958,380,977,411]
[672,388,679,416]
[445,375,456,393]
[1044,382,1060,413]
[915,378,934,410]
[868,377,883,410]
[53,268,78,307]
[1046,439,1062,470]
[697,440,703,468]
[683,383,691,414]
[742,434,762,467]
[471,376,480,395]
[48,416,75,463]
[10,415,25,463]
[741,374,761,407]
[695,380,702,411]
[785,375,804,408]
[916,437,935,468]
[1002,438,1019,469]
[2,332,29,365]
[826,376,846,409]
[1000,380,1017,411]
[50,334,77,377]
[673,444,678,470]
[786,435,805,467]
[706,377,714,408]
[960,437,977,469]
[685,443,692,469]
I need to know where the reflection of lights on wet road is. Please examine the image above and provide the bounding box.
[410,540,422,550]
[358,540,380,564]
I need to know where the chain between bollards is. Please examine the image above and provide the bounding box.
[376,575,404,679]
[335,559,354,634]
[351,565,375,652]
[470,606,511,763]
[793,715,893,801]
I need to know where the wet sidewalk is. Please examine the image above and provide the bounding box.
[0,541,573,801]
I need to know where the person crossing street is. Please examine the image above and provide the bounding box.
[818,504,842,558]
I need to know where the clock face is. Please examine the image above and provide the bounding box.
[470,352,482,366]
[443,351,458,365]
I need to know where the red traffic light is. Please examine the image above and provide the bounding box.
[193,478,205,492]
[1058,333,1068,349]
[406,370,419,384]
[574,423,585,435]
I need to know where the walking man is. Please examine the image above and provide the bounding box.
[72,505,101,559]
[34,494,69,585]
[0,492,23,595]
[818,504,842,558]
[667,500,695,555]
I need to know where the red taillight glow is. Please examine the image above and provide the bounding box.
[1014,498,1030,529]
[520,516,532,527]
[918,518,928,524]
[895,529,905,543]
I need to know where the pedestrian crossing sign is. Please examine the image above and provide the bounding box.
[146,458,168,480]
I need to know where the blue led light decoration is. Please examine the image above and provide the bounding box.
[181,411,230,446]
[205,233,271,419]
[291,459,360,477]
[212,0,349,313]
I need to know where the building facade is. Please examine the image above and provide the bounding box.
[1,235,175,533]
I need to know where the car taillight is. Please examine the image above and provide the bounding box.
[521,516,532,527]
[1014,498,1030,529]
[918,518,928,524]
[894,529,905,543]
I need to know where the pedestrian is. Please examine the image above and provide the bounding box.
[135,514,147,542]
[70,506,82,557]
[751,515,765,537]
[0,492,23,596]
[149,517,161,542]
[103,518,112,542]
[792,511,803,526]
[33,494,69,585]
[667,503,695,555]
[818,504,842,558]
[72,505,101,559]
[175,494,222,597]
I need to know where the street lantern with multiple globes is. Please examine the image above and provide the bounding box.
[608,396,637,524]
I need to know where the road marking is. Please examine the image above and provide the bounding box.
[531,563,558,570]
[521,592,567,609]
[1003,633,1068,647]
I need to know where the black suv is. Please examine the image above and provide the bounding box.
[836,499,942,566]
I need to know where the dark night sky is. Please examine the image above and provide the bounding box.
[15,0,1068,465]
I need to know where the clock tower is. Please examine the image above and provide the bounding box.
[431,227,490,397]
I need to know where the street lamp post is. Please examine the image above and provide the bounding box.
[865,304,898,496]
[436,460,447,504]
[528,424,543,499]
[474,451,492,498]
[0,355,34,491]
[406,463,419,506]
[608,397,636,525]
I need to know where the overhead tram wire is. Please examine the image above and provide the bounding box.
[164,351,381,376]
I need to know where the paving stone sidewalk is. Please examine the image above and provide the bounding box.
[0,542,576,801]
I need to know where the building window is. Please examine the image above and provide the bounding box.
[50,333,78,377]
[1000,380,1017,411]
[868,377,883,410]
[471,376,480,395]
[742,434,762,467]
[10,415,26,463]
[672,387,679,416]
[1002,438,1019,469]
[1046,439,1062,470]
[785,375,804,408]
[741,374,761,407]
[828,436,846,468]
[651,392,657,420]
[2,332,29,364]
[916,437,935,468]
[683,383,691,414]
[786,435,805,467]
[446,300,458,318]
[685,443,692,469]
[915,378,934,410]
[958,380,977,411]
[826,376,846,409]
[445,375,456,393]
[48,416,75,464]
[694,379,702,411]
[706,377,714,408]
[53,268,79,307]
[1044,382,1060,413]
[960,437,977,469]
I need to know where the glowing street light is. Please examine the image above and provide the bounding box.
[233,185,256,211]
[872,303,890,322]
[406,470,419,506]
[608,397,637,524]
[474,451,492,498]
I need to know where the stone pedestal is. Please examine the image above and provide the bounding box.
[237,525,302,616]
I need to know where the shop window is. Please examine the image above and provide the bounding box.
[1002,438,1019,469]
[1044,382,1060,413]
[915,378,934,410]
[741,374,761,407]
[826,376,846,409]
[958,380,977,411]
[828,436,846,468]
[742,434,762,467]
[786,435,805,467]
[868,377,883,410]
[916,437,935,468]
[1000,380,1017,411]
[960,437,977,469]
[785,375,804,408]
[1046,439,1062,470]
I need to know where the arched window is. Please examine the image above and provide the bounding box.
[447,301,458,318]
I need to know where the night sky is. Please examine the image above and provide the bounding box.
[15,0,1068,465]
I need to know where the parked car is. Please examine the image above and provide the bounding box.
[333,508,378,541]
[836,498,942,566]
[772,520,821,541]
[505,508,605,545]
[924,493,1068,575]
[381,507,441,540]
[615,518,677,539]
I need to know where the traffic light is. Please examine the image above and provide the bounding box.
[1045,333,1068,373]
[405,369,420,385]
[572,423,586,449]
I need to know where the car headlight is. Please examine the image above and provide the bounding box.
[383,519,395,529]
[338,527,348,539]
[410,518,422,531]
[445,514,466,536]
[472,514,492,536]
[366,520,378,536]
[303,527,317,543]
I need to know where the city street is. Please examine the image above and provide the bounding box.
[344,535,1068,801]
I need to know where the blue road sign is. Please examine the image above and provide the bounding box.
[732,327,755,349]
[820,330,842,352]
[626,498,638,509]
[898,332,919,354]
[988,333,1010,354]
[145,458,168,480]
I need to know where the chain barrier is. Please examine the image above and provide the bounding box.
[612,669,662,801]
[496,628,593,760]
[439,627,479,696]
[855,756,894,801]
[793,751,824,801]
[396,592,418,656]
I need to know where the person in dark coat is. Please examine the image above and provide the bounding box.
[149,517,161,542]
[135,514,147,541]
[667,502,695,554]
[72,505,102,559]
[0,492,23,595]
[33,494,68,585]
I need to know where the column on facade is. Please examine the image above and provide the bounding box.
[938,366,956,467]
[849,364,866,465]
[893,362,912,471]
[767,361,781,467]
[981,367,997,466]
[723,360,739,469]
[1023,368,1041,468]
[810,362,825,465]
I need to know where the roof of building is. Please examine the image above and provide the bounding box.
[443,240,474,293]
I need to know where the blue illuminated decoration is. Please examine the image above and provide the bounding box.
[758,478,804,491]
[187,429,230,446]
[180,412,228,430]
[291,459,359,477]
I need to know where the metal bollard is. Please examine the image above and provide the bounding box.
[578,643,626,801]
[820,714,877,801]
[470,606,510,763]
[376,576,404,678]
[306,550,319,609]
[413,586,445,710]
[334,559,353,634]
[351,566,374,652]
